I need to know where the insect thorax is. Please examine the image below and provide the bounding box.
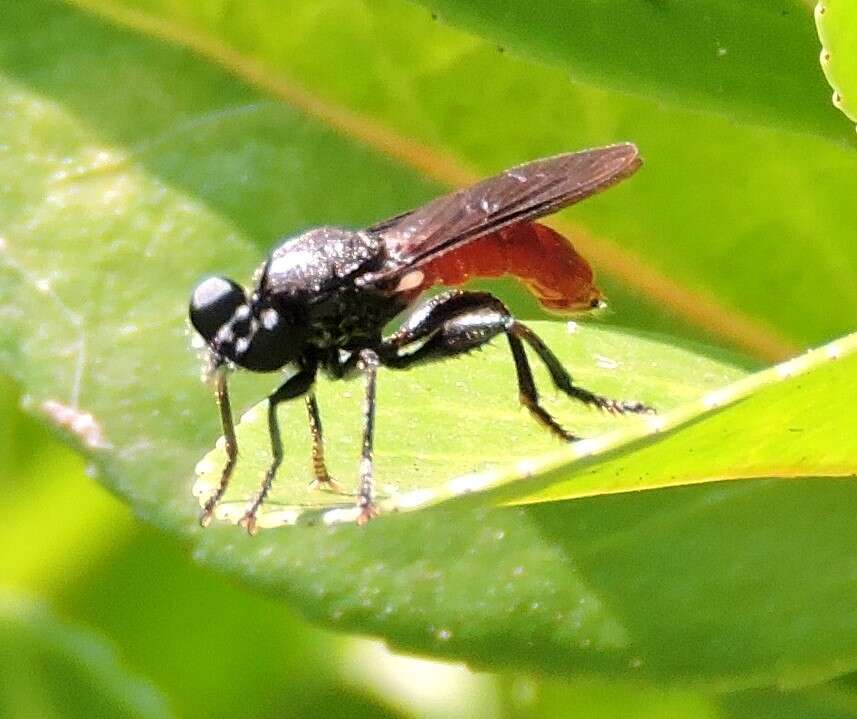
[261,227,407,353]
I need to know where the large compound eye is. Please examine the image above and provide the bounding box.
[189,276,247,343]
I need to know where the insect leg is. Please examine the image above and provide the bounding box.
[356,348,380,525]
[239,364,317,535]
[380,289,507,369]
[305,393,342,493]
[510,323,653,415]
[380,290,651,442]
[384,289,485,350]
[200,370,238,527]
[381,291,576,438]
[504,327,579,440]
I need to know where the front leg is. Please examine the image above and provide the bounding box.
[239,363,317,535]
[200,369,237,527]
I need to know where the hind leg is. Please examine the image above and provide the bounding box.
[508,322,652,416]
[380,290,652,441]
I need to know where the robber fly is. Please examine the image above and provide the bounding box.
[189,143,652,532]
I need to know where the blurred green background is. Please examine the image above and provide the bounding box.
[2,0,857,717]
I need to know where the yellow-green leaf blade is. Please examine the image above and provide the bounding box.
[817,0,857,125]
[194,477,857,687]
[511,331,857,506]
[191,331,857,687]
[415,0,848,142]
[4,0,857,690]
[0,0,444,529]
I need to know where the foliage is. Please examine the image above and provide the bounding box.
[0,592,173,719]
[1,0,857,716]
[816,0,857,125]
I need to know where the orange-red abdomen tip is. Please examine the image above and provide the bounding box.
[413,222,601,314]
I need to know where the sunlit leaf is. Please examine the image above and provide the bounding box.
[3,0,857,690]
[509,332,857,507]
[816,0,857,125]
[410,0,850,144]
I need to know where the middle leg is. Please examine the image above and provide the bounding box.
[238,363,317,535]
[304,392,342,493]
[356,348,380,525]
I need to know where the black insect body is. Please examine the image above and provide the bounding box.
[190,143,652,532]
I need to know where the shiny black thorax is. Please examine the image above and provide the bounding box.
[250,226,407,373]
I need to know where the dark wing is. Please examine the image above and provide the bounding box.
[362,143,640,283]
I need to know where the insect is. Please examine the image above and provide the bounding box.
[189,143,652,532]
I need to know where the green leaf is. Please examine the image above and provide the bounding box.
[409,0,851,145]
[817,0,857,125]
[511,331,857,507]
[195,477,857,688]
[0,0,443,528]
[187,333,857,688]
[103,0,853,146]
[721,684,857,719]
[501,675,857,719]
[4,0,857,691]
[192,323,745,527]
[0,592,173,719]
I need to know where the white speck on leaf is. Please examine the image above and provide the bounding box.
[775,359,801,378]
[646,415,666,433]
[594,354,619,370]
[41,399,111,449]
[702,390,727,409]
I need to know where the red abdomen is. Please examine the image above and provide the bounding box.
[410,222,602,313]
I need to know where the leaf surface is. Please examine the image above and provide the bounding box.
[817,0,857,125]
[409,0,849,143]
[2,0,857,688]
